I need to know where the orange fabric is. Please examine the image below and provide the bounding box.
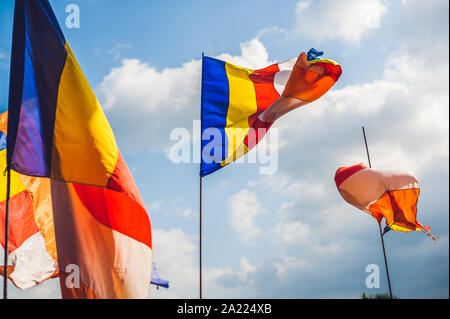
[282,53,341,102]
[18,175,57,261]
[0,265,14,278]
[0,265,16,288]
[0,190,39,253]
[73,152,151,249]
[59,272,101,299]
[369,188,423,231]
[368,192,394,225]
[73,183,152,249]
[335,164,435,238]
[249,63,281,112]
[0,110,7,132]
[107,152,145,207]
[51,180,152,299]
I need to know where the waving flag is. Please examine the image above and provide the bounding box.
[200,50,342,176]
[335,164,437,239]
[151,263,169,289]
[0,111,57,289]
[6,0,152,298]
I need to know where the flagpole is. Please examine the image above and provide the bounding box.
[2,167,11,299]
[199,175,202,299]
[199,52,205,300]
[362,126,393,299]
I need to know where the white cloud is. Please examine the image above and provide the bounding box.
[275,220,310,244]
[149,198,193,218]
[150,228,197,298]
[204,256,262,298]
[294,0,388,44]
[399,0,449,40]
[228,189,265,244]
[274,256,310,276]
[273,200,349,257]
[247,172,291,193]
[285,180,328,200]
[150,228,262,298]
[97,58,201,152]
[108,43,131,61]
[256,26,289,39]
[6,278,59,299]
[215,38,273,69]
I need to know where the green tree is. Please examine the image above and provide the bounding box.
[361,292,398,299]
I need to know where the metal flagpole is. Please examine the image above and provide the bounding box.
[3,167,11,299]
[362,126,393,299]
[199,52,205,299]
[199,175,202,299]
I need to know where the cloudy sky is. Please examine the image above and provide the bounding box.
[0,0,448,299]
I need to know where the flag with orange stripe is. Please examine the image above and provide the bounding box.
[200,49,342,176]
[0,111,57,289]
[6,0,152,298]
[335,164,437,239]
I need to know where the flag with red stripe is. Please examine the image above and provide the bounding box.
[335,164,437,239]
[200,49,342,176]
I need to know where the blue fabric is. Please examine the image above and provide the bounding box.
[200,56,229,177]
[151,264,169,289]
[14,27,49,175]
[7,0,67,177]
[307,48,324,61]
[6,0,26,166]
[0,132,6,152]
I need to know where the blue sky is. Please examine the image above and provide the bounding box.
[0,0,448,298]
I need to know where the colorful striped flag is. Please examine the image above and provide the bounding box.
[0,111,57,289]
[5,0,152,298]
[335,164,437,238]
[200,51,342,176]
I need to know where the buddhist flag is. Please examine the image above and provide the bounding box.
[6,0,152,298]
[0,111,57,289]
[335,164,437,239]
[200,49,342,176]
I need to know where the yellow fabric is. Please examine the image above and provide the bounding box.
[221,63,257,165]
[0,151,27,201]
[52,43,119,186]
[0,112,27,200]
[309,58,340,66]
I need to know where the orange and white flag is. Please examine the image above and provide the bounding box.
[335,163,437,239]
